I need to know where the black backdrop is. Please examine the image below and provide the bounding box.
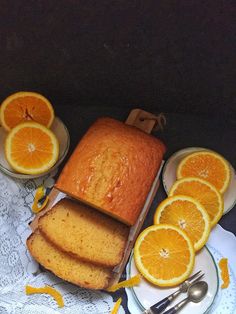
[1,3,236,312]
[1,1,236,118]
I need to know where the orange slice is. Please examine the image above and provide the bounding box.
[5,122,59,175]
[0,91,54,131]
[134,224,195,287]
[169,177,223,227]
[176,150,231,194]
[154,195,210,251]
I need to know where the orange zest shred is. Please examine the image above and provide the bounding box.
[110,297,122,314]
[25,285,64,307]
[219,258,230,289]
[32,186,49,213]
[107,274,141,292]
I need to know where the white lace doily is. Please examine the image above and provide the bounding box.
[0,171,124,314]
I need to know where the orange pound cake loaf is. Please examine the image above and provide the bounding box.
[27,230,112,290]
[38,198,129,267]
[55,117,166,225]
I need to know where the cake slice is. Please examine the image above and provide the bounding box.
[27,230,112,290]
[38,198,129,267]
[55,117,166,225]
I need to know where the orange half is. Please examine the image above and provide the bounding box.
[5,122,59,175]
[0,91,54,131]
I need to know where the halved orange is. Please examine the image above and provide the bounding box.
[5,122,59,175]
[169,177,223,227]
[0,91,54,131]
[134,224,195,287]
[177,150,231,194]
[154,195,210,251]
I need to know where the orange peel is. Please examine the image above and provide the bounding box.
[107,274,141,292]
[219,258,230,288]
[110,297,122,314]
[25,285,64,307]
[32,186,49,213]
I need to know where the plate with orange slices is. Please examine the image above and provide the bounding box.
[162,147,236,215]
[127,247,219,314]
[0,92,70,179]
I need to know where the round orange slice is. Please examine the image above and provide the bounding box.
[154,195,211,251]
[0,91,54,131]
[134,224,195,287]
[169,177,223,227]
[176,150,231,194]
[5,122,59,175]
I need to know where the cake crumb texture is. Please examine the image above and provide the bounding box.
[27,230,112,290]
[38,198,129,267]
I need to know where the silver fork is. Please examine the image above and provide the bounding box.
[143,270,204,314]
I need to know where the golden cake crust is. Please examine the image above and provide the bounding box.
[55,117,166,225]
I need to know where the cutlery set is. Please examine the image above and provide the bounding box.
[143,270,208,314]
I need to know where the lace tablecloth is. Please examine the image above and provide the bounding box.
[0,171,125,314]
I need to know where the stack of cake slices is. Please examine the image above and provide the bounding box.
[27,198,129,290]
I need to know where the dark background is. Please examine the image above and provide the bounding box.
[1,1,236,118]
[1,2,236,313]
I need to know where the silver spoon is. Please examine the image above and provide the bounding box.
[163,281,208,314]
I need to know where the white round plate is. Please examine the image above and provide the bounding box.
[127,246,219,314]
[162,147,236,214]
[0,117,70,179]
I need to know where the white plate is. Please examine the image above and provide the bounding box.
[0,117,70,179]
[162,147,236,214]
[127,246,219,314]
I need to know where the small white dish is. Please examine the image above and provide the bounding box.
[162,147,236,215]
[0,117,70,179]
[127,246,219,314]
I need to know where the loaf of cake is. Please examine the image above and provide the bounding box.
[38,198,129,267]
[27,230,112,290]
[55,117,166,225]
